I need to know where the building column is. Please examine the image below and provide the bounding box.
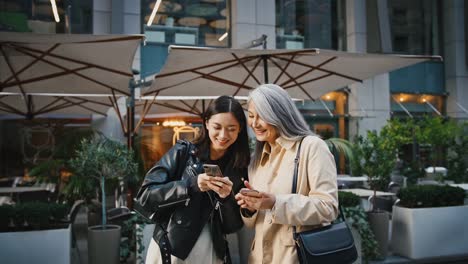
[92,0,142,142]
[347,0,390,139]
[444,0,468,120]
[231,0,276,49]
[93,0,111,34]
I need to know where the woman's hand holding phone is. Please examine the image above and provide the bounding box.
[235,180,276,211]
[198,164,233,198]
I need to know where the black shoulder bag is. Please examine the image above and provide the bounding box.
[292,138,358,264]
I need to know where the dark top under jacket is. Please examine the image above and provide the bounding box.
[134,140,247,260]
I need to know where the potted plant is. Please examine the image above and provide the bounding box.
[339,191,380,263]
[391,185,467,260]
[69,135,138,264]
[351,129,398,259]
[447,121,468,183]
[0,202,71,264]
[118,212,154,264]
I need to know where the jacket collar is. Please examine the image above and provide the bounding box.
[275,137,296,150]
[260,136,297,162]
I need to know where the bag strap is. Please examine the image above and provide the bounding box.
[291,137,345,238]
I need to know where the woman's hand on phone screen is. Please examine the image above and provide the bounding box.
[207,177,233,198]
[197,173,212,192]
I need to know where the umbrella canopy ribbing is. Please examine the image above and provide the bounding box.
[0,32,144,96]
[145,46,441,100]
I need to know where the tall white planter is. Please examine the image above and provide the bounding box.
[391,205,468,259]
[0,225,71,264]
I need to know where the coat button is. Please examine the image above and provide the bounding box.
[193,164,197,168]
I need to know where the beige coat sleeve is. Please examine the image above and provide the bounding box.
[241,209,258,228]
[270,136,338,226]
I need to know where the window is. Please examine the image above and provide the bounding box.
[387,0,442,55]
[275,0,346,50]
[141,0,231,77]
[142,0,230,47]
[0,0,92,33]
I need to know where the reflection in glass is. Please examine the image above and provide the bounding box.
[275,0,346,50]
[0,0,92,33]
[387,0,441,55]
[142,0,230,47]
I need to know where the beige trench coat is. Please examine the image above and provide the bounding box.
[242,136,338,264]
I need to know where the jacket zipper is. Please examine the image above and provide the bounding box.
[158,197,190,208]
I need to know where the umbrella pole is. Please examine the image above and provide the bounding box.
[262,35,268,83]
[262,55,269,83]
[127,79,136,150]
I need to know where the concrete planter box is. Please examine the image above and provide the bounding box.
[391,205,468,259]
[0,224,71,264]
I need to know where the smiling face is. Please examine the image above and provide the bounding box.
[247,102,279,145]
[206,112,241,158]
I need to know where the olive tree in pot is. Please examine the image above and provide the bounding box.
[69,136,137,264]
[352,129,398,259]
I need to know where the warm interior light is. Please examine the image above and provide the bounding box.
[326,95,331,100]
[218,32,228,41]
[422,97,427,102]
[163,120,186,127]
[147,0,162,26]
[399,97,404,102]
[50,0,60,23]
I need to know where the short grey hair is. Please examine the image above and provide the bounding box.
[248,84,315,170]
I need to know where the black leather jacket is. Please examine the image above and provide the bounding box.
[134,140,246,260]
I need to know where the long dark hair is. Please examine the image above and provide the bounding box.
[193,96,250,168]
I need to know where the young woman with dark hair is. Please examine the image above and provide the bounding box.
[135,95,250,264]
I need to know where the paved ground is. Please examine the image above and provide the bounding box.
[72,207,468,264]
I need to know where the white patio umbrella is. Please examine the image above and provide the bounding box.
[0,33,145,141]
[144,46,441,100]
[0,32,144,96]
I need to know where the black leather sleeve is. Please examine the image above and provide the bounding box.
[134,142,194,219]
[219,167,247,234]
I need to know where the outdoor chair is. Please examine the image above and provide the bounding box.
[90,199,134,227]
[107,206,135,227]
[368,195,395,216]
[387,181,401,194]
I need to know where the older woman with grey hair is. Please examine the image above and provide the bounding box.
[235,83,339,264]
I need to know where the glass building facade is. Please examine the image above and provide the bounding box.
[140,0,231,77]
[0,0,92,33]
[366,0,446,117]
[275,0,346,50]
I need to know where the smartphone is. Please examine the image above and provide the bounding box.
[240,189,262,198]
[203,164,223,177]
